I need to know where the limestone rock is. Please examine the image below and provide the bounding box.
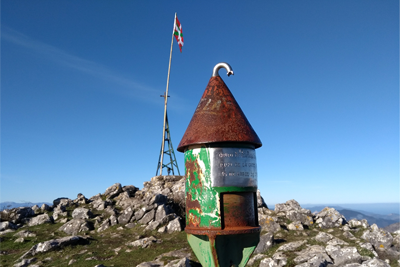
[294,245,332,265]
[0,221,18,231]
[1,207,35,224]
[73,193,88,205]
[362,228,393,250]
[164,257,191,267]
[259,258,279,267]
[110,215,118,226]
[97,219,111,232]
[72,208,93,220]
[254,232,274,254]
[155,204,173,222]
[14,230,36,238]
[248,254,267,266]
[20,236,88,258]
[40,203,51,212]
[58,219,93,235]
[325,245,362,266]
[288,221,304,231]
[136,261,164,267]
[13,257,37,267]
[122,185,139,197]
[127,236,161,248]
[259,215,281,233]
[145,221,160,231]
[257,190,268,209]
[138,210,155,225]
[315,207,346,228]
[27,214,53,226]
[277,240,306,252]
[272,251,287,266]
[53,209,68,221]
[53,197,71,207]
[360,258,390,267]
[275,199,314,226]
[91,199,108,211]
[118,207,135,225]
[166,217,183,233]
[104,183,123,199]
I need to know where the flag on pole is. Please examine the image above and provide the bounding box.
[174,16,184,52]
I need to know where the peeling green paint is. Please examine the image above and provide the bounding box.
[185,146,221,228]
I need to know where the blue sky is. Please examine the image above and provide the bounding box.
[1,1,399,206]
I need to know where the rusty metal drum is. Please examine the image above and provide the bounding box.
[178,63,263,267]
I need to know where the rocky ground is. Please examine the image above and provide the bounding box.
[0,175,399,267]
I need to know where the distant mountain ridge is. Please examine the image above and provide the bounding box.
[0,201,52,211]
[300,204,399,228]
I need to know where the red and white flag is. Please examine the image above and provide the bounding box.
[174,16,184,52]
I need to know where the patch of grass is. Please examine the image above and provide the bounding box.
[1,220,200,267]
[356,247,375,258]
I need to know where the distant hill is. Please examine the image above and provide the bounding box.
[301,205,399,228]
[0,201,52,211]
[384,222,400,233]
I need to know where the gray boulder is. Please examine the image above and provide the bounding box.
[277,240,306,252]
[127,236,161,248]
[348,218,369,229]
[58,219,93,235]
[325,245,361,266]
[72,208,93,220]
[97,219,111,232]
[315,207,346,228]
[13,258,37,267]
[294,245,332,265]
[40,203,51,212]
[53,197,71,207]
[136,261,164,267]
[1,207,35,224]
[361,258,390,267]
[20,236,88,258]
[164,257,191,267]
[27,214,53,226]
[288,221,304,231]
[122,185,139,197]
[118,207,135,225]
[104,183,123,199]
[259,258,279,267]
[0,221,18,231]
[259,215,281,233]
[257,190,268,209]
[274,199,314,226]
[138,210,155,225]
[167,217,183,233]
[254,232,274,254]
[73,193,88,205]
[110,215,118,226]
[155,204,173,222]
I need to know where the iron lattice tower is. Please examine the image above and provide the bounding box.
[156,112,180,176]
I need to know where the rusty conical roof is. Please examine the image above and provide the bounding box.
[177,75,262,152]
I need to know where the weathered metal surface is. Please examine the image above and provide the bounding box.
[177,75,262,152]
[222,192,256,228]
[185,147,221,229]
[210,147,257,187]
[187,232,260,267]
[181,63,262,266]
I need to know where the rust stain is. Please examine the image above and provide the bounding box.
[185,159,202,189]
[177,76,262,152]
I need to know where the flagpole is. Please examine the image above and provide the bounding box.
[159,13,177,176]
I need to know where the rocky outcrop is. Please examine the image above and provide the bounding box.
[1,176,399,267]
[20,236,88,259]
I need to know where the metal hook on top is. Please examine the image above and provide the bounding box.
[212,62,234,77]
